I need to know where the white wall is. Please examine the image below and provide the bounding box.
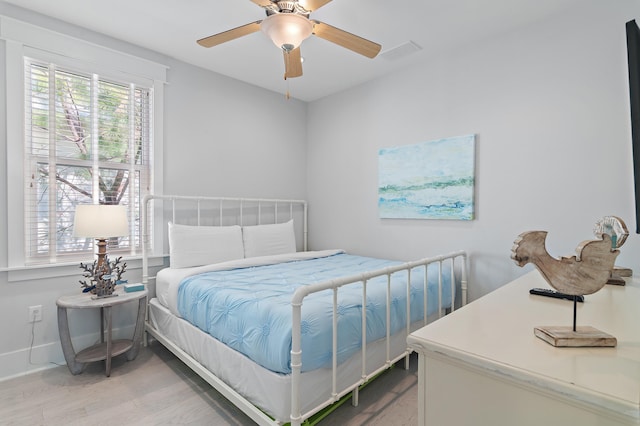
[2,0,639,381]
[0,5,306,380]
[306,0,640,299]
[163,60,307,199]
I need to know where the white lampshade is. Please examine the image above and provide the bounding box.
[73,204,129,238]
[260,13,314,51]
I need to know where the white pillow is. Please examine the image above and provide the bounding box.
[242,220,296,258]
[168,222,244,268]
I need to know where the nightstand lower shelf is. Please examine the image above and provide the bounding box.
[75,339,133,363]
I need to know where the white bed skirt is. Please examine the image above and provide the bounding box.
[148,297,416,423]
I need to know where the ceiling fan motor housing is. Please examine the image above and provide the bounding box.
[265,1,310,17]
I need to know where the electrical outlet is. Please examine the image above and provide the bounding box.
[28,305,42,322]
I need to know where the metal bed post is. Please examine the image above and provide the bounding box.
[450,257,456,312]
[461,253,468,306]
[385,271,392,367]
[290,298,303,426]
[437,260,443,318]
[422,264,428,325]
[303,202,308,251]
[405,268,412,370]
[331,288,339,402]
[351,278,367,408]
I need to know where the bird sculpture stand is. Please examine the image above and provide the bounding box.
[510,217,626,348]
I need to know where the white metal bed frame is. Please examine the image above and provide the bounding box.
[142,194,468,426]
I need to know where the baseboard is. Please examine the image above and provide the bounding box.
[0,324,136,382]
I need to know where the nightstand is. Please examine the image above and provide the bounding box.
[56,287,147,377]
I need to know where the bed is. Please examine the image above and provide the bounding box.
[142,195,468,426]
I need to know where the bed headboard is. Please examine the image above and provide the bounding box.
[141,194,308,284]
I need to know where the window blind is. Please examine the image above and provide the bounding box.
[24,58,152,264]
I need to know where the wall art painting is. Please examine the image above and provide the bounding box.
[378,134,475,220]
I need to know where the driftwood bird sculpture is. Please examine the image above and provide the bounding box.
[511,231,619,296]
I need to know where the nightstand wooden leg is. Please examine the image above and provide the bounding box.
[105,306,112,377]
[57,306,85,375]
[126,296,147,361]
[100,307,105,343]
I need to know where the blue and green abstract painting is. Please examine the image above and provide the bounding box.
[378,134,475,220]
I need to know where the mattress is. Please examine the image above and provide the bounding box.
[148,297,424,423]
[175,251,452,374]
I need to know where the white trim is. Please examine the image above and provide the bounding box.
[0,323,139,381]
[0,16,167,83]
[152,81,164,206]
[23,46,158,88]
[6,39,25,269]
[150,83,165,259]
[2,255,165,282]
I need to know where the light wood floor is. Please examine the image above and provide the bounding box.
[0,342,419,425]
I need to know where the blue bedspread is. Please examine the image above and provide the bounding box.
[177,253,452,374]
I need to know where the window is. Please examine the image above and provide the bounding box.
[2,16,166,273]
[24,59,151,264]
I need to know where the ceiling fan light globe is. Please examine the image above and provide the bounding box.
[260,13,313,50]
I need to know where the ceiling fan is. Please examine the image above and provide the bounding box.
[196,0,382,80]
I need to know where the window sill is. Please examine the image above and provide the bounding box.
[2,255,167,283]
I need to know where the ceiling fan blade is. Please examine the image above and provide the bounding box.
[284,47,303,79]
[250,0,274,7]
[312,21,381,58]
[299,0,332,11]
[197,21,262,48]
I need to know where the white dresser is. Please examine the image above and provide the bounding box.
[407,270,640,426]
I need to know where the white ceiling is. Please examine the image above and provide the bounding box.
[3,0,582,102]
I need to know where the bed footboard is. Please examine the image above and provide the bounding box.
[289,251,467,426]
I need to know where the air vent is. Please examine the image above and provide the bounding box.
[379,41,422,61]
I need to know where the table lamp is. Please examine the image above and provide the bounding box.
[73,204,129,268]
[73,204,129,297]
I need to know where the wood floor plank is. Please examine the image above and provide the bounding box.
[0,342,418,425]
